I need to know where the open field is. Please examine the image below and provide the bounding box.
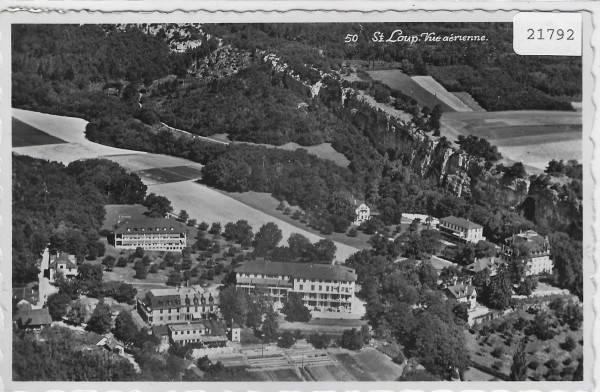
[146,181,359,262]
[136,165,204,185]
[12,117,67,147]
[332,353,374,381]
[452,92,486,112]
[441,110,582,171]
[12,109,144,164]
[221,190,372,251]
[411,76,473,112]
[102,154,204,174]
[366,69,455,112]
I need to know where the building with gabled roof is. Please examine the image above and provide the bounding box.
[439,216,485,244]
[137,285,219,326]
[445,284,477,310]
[48,252,78,282]
[15,308,52,330]
[502,230,553,276]
[235,260,357,314]
[114,217,187,251]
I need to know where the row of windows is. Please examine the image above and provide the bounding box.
[173,329,207,336]
[298,284,352,292]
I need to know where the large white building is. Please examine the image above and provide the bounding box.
[235,260,357,314]
[114,217,186,251]
[502,230,553,276]
[439,216,485,244]
[168,320,228,348]
[136,286,220,326]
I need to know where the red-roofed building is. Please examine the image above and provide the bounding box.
[114,217,186,251]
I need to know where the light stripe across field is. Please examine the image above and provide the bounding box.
[411,76,473,112]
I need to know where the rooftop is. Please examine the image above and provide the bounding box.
[235,260,357,282]
[50,252,78,269]
[16,308,52,327]
[446,284,476,299]
[440,216,482,230]
[170,322,208,332]
[114,217,186,235]
[506,230,548,245]
[144,286,218,309]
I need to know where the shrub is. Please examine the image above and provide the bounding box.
[491,346,504,358]
[545,358,558,369]
[307,333,332,349]
[528,360,539,370]
[563,358,572,366]
[492,361,503,370]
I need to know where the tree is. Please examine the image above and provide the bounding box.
[187,219,197,227]
[409,313,468,379]
[209,222,222,235]
[76,263,104,297]
[198,221,209,231]
[46,292,72,321]
[143,193,173,217]
[219,285,249,327]
[133,261,148,279]
[87,300,112,334]
[487,265,513,310]
[102,255,116,271]
[67,299,90,324]
[262,308,279,340]
[134,247,145,258]
[281,292,312,322]
[253,222,282,256]
[278,331,295,348]
[178,209,189,222]
[340,328,364,351]
[114,311,138,343]
[166,270,183,287]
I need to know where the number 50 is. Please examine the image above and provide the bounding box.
[345,34,358,43]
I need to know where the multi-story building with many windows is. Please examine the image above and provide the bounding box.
[114,217,186,251]
[235,260,357,314]
[502,230,553,276]
[168,320,228,347]
[439,215,486,244]
[136,286,219,326]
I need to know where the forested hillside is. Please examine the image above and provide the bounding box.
[203,23,581,111]
[12,155,147,284]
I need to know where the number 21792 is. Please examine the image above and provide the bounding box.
[527,28,574,40]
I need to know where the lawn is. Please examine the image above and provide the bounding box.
[366,69,456,112]
[220,190,370,253]
[146,181,360,263]
[136,165,204,185]
[12,117,67,147]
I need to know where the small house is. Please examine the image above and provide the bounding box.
[48,252,78,282]
[15,308,52,330]
[445,284,477,310]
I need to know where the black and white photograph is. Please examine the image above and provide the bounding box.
[2,7,594,388]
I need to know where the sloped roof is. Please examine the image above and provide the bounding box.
[446,284,476,299]
[16,308,52,327]
[440,216,482,230]
[144,286,218,309]
[114,217,186,235]
[170,322,208,332]
[50,252,78,269]
[83,331,105,345]
[235,260,357,282]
